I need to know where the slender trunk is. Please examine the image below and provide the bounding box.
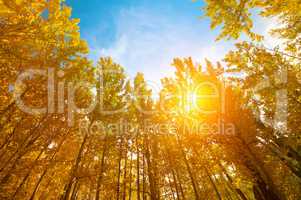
[142,153,146,200]
[29,131,69,200]
[204,166,222,200]
[265,141,301,178]
[0,119,49,186]
[0,115,47,174]
[0,117,23,154]
[11,149,44,198]
[180,144,199,199]
[163,136,183,200]
[191,147,221,200]
[61,132,89,200]
[167,175,176,200]
[95,133,108,200]
[151,135,160,199]
[163,137,180,200]
[123,143,128,200]
[136,132,141,200]
[171,169,180,200]
[145,136,159,200]
[12,129,66,198]
[218,162,248,200]
[177,124,199,200]
[70,179,79,200]
[239,136,284,200]
[88,180,93,200]
[116,140,123,200]
[232,124,286,200]
[175,169,186,200]
[258,121,301,166]
[128,152,133,200]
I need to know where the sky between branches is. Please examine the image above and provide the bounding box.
[66,0,280,86]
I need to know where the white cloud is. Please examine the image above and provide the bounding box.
[252,14,284,49]
[89,5,231,86]
[88,5,286,90]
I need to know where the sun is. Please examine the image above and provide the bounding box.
[184,90,198,113]
[179,83,220,115]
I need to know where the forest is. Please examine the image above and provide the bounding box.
[0,0,300,199]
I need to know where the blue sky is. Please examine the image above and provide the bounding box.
[66,0,276,86]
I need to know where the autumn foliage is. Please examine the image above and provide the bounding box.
[0,0,300,200]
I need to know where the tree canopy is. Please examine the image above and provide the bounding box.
[0,0,300,200]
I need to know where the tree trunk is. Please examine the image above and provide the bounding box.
[116,139,123,200]
[11,149,44,198]
[239,136,284,200]
[95,133,109,200]
[123,142,128,200]
[218,162,248,200]
[128,152,133,200]
[136,132,141,200]
[29,130,69,200]
[61,132,89,200]
[145,135,159,200]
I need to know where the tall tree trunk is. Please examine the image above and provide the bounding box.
[264,141,301,178]
[167,175,176,200]
[0,115,47,175]
[163,137,180,200]
[177,135,199,200]
[0,116,23,154]
[145,135,159,200]
[60,131,89,200]
[176,171,186,200]
[171,169,180,200]
[11,149,44,198]
[95,132,109,200]
[116,139,123,200]
[237,134,285,200]
[136,132,141,200]
[218,162,248,200]
[29,130,69,200]
[70,179,80,200]
[128,152,133,200]
[142,153,146,200]
[204,166,222,200]
[123,141,128,200]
